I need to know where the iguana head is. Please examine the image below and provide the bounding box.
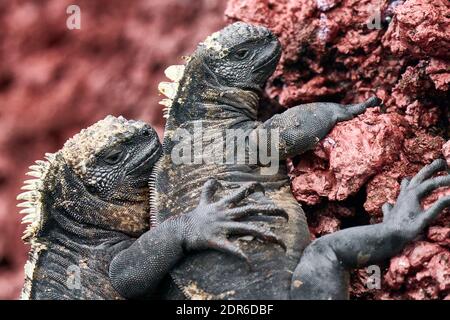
[18,115,162,241]
[158,22,281,120]
[61,116,161,204]
[195,22,281,91]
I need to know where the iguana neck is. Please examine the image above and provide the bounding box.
[23,207,132,300]
[21,168,134,299]
[161,53,261,136]
[48,162,149,237]
[163,84,259,145]
[203,86,260,120]
[43,203,131,246]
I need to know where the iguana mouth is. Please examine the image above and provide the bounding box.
[254,43,282,72]
[127,143,162,175]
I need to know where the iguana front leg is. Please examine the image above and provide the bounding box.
[252,96,380,159]
[291,159,450,299]
[109,179,286,299]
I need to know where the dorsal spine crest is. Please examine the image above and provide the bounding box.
[158,64,186,119]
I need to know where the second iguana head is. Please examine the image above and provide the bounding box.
[18,115,162,243]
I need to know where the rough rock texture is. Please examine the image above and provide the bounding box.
[0,0,226,299]
[226,0,449,299]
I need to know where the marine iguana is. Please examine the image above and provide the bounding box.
[144,22,450,299]
[17,115,285,299]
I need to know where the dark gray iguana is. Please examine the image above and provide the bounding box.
[17,115,285,299]
[127,22,450,299]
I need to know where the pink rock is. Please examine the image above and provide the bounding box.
[426,58,450,92]
[365,132,446,219]
[404,101,440,129]
[406,285,439,300]
[384,0,450,59]
[292,111,405,204]
[428,226,450,247]
[384,256,411,290]
[310,215,341,237]
[428,251,450,291]
[407,242,444,268]
[403,132,445,163]
[383,242,450,299]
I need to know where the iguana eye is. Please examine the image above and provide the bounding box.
[104,147,125,165]
[233,49,250,60]
[142,127,151,136]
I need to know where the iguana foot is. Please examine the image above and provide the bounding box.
[381,158,450,241]
[182,179,287,262]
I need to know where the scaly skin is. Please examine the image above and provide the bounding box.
[146,22,450,299]
[18,115,285,299]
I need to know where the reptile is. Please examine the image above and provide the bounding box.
[17,115,286,299]
[134,22,450,300]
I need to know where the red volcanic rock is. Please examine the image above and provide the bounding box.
[403,132,445,176]
[407,242,444,268]
[291,110,405,206]
[363,148,450,220]
[427,227,450,247]
[430,252,450,292]
[426,59,450,92]
[384,255,411,290]
[0,0,226,299]
[227,0,450,299]
[384,0,450,59]
[307,203,355,240]
[309,215,341,237]
[382,243,450,300]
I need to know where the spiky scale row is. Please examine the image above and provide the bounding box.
[18,153,55,299]
[151,63,184,216]
[17,156,54,241]
[20,180,42,191]
[165,65,185,82]
[159,99,172,107]
[158,64,185,119]
[17,190,39,201]
[148,160,162,228]
[25,171,42,178]
[17,201,34,208]
[158,82,177,99]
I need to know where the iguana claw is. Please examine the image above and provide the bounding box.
[182,178,287,258]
